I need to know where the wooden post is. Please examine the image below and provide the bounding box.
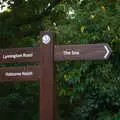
[40,31,57,120]
[0,30,112,120]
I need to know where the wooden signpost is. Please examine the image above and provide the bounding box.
[54,44,111,61]
[0,47,40,63]
[0,31,112,120]
[0,66,40,82]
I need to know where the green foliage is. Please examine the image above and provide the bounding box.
[0,0,120,120]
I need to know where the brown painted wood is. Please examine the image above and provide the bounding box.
[40,31,57,120]
[0,66,40,82]
[0,47,40,63]
[0,30,112,120]
[54,44,112,61]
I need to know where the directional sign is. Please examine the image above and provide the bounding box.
[0,66,40,82]
[0,47,40,64]
[54,44,112,61]
[0,30,113,120]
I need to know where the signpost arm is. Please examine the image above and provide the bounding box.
[40,31,57,120]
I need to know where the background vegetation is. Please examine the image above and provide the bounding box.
[0,0,120,120]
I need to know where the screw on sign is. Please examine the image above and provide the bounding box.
[42,34,51,44]
[0,31,112,120]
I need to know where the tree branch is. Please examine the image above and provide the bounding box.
[14,0,62,27]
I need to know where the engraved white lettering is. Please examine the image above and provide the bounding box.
[22,72,33,76]
[23,53,33,57]
[71,50,79,55]
[5,72,22,76]
[3,53,33,59]
[63,51,71,55]
[5,72,33,77]
[63,50,79,56]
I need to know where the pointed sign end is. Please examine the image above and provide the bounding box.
[104,44,112,59]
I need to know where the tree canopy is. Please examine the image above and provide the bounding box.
[0,0,120,120]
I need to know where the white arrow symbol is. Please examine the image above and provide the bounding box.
[104,45,110,59]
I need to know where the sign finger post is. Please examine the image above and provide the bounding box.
[40,32,57,120]
[0,31,112,120]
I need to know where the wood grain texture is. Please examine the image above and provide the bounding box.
[0,47,40,63]
[54,44,112,61]
[0,66,40,82]
[40,31,57,120]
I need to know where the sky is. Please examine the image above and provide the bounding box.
[0,0,8,13]
[0,0,29,13]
